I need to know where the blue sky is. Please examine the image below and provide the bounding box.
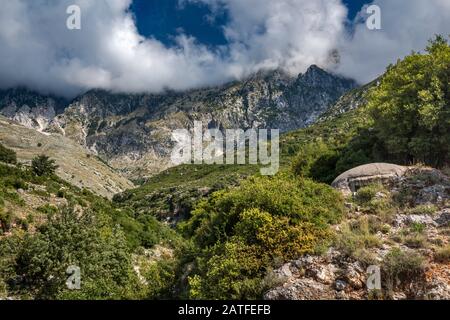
[132,0,372,46]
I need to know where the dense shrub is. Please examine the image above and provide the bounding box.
[0,235,23,298]
[13,207,143,299]
[0,144,17,165]
[382,248,426,293]
[181,173,344,299]
[368,36,450,167]
[143,257,182,299]
[184,173,343,246]
[31,155,59,177]
[188,241,272,300]
[0,209,13,233]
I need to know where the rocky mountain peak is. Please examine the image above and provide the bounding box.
[297,64,355,89]
[0,66,359,179]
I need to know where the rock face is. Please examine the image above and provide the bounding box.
[266,247,450,300]
[319,79,376,122]
[0,88,66,132]
[264,250,368,300]
[332,163,409,195]
[1,66,357,179]
[266,166,450,300]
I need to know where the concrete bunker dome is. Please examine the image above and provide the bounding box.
[332,163,408,194]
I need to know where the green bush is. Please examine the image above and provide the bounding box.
[0,144,17,165]
[181,173,344,299]
[36,204,58,215]
[13,207,142,299]
[0,209,14,233]
[109,208,182,250]
[354,184,383,204]
[144,259,179,299]
[188,241,271,300]
[3,176,28,190]
[368,36,450,167]
[184,173,343,246]
[31,155,58,177]
[382,248,426,293]
[234,208,328,259]
[0,235,23,298]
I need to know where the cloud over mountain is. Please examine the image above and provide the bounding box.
[336,0,450,83]
[0,0,449,97]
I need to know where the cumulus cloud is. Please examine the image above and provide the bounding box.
[0,0,449,97]
[190,0,347,76]
[0,0,231,97]
[0,0,347,97]
[336,0,450,83]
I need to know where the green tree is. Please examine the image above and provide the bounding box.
[0,209,13,234]
[14,207,142,299]
[0,144,17,165]
[368,35,450,167]
[292,140,339,183]
[31,155,59,177]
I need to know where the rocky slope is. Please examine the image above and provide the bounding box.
[318,80,375,122]
[0,66,357,179]
[0,88,66,132]
[265,166,450,300]
[0,116,134,199]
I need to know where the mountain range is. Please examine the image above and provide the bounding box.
[1,42,449,300]
[0,65,357,180]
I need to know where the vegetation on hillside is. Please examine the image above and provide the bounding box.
[292,36,450,183]
[0,143,17,165]
[114,163,259,222]
[368,35,450,167]
[180,174,344,299]
[1,36,449,300]
[0,145,181,299]
[31,155,59,177]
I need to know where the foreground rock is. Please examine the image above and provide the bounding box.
[267,165,450,300]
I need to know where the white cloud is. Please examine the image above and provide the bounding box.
[0,0,230,97]
[192,0,347,77]
[0,0,449,97]
[336,0,450,83]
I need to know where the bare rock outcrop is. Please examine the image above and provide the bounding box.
[266,165,449,300]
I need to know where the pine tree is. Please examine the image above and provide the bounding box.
[31,155,59,177]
